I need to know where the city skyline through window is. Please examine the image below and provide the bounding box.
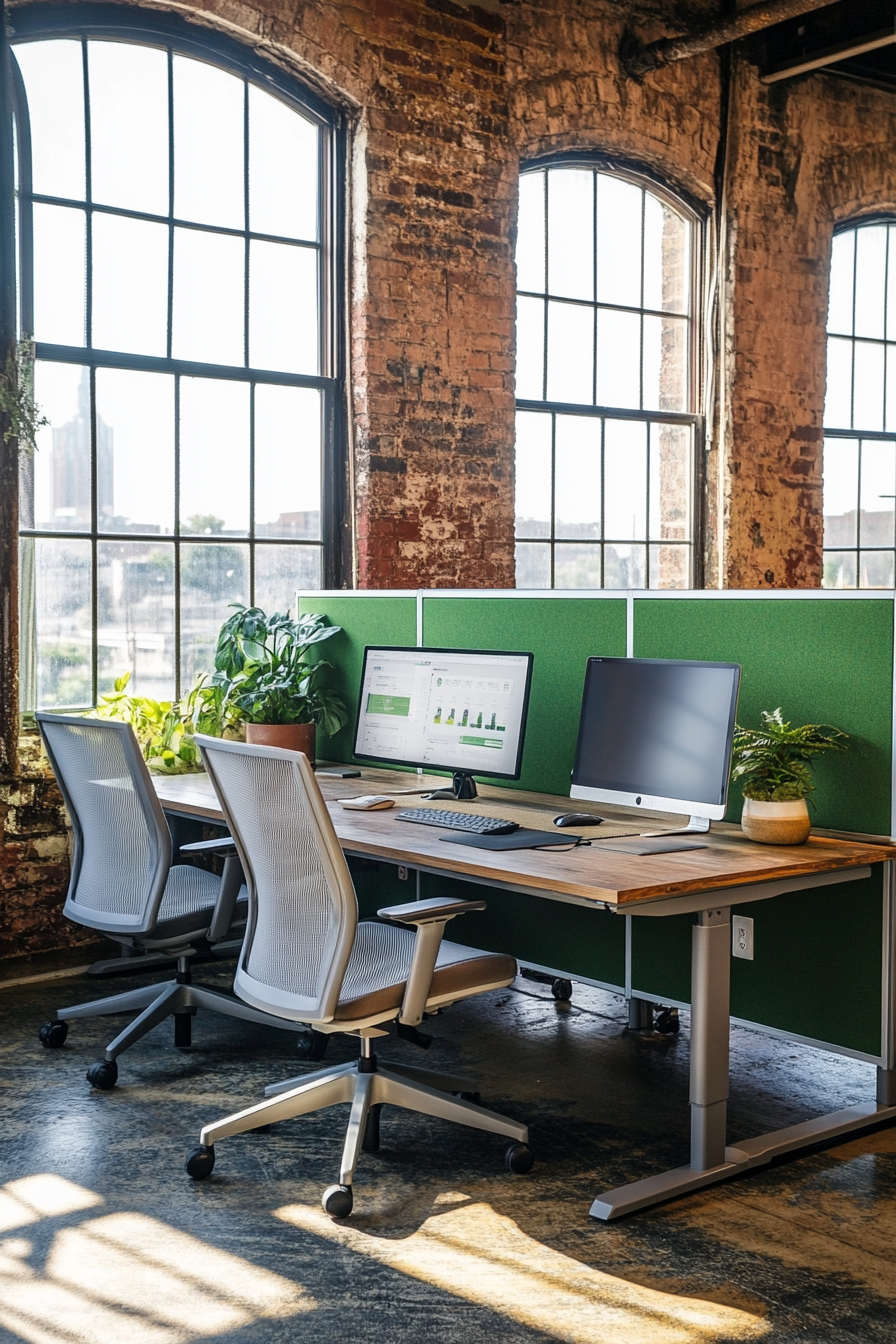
[15,26,339,708]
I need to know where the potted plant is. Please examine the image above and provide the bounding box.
[731,708,849,845]
[211,606,348,763]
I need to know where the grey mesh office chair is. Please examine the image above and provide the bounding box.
[36,713,309,1089]
[185,735,533,1217]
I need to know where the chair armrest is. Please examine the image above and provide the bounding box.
[208,854,246,944]
[180,836,237,855]
[378,897,486,924]
[378,898,486,1026]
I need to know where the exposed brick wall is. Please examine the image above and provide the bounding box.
[0,730,77,963]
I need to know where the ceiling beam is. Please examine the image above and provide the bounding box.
[625,0,843,77]
[762,23,896,82]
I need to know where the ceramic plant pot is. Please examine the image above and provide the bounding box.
[741,797,811,845]
[245,721,316,765]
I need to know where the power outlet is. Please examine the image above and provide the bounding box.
[732,914,754,961]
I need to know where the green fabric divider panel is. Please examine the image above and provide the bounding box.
[420,871,626,987]
[421,597,627,796]
[347,855,412,920]
[630,870,884,1057]
[633,598,893,834]
[297,595,417,764]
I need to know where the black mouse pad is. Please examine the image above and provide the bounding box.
[439,828,583,850]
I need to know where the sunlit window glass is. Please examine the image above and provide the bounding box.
[15,31,336,708]
[514,165,699,590]
[823,222,896,589]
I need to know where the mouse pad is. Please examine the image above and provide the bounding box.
[440,828,584,850]
[594,837,707,855]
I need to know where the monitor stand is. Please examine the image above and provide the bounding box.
[642,815,711,837]
[423,772,478,802]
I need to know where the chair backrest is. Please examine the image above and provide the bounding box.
[196,735,358,1023]
[37,714,173,936]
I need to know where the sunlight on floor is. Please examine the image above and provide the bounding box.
[0,1175,314,1344]
[276,1197,770,1344]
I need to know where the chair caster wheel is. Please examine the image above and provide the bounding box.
[322,1184,353,1218]
[655,1008,680,1035]
[39,1020,68,1048]
[86,1059,118,1090]
[296,1031,329,1061]
[505,1144,535,1175]
[551,978,573,1002]
[454,1091,482,1105]
[185,1145,215,1180]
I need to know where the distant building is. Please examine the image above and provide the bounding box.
[52,370,113,527]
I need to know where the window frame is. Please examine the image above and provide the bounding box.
[514,151,706,591]
[823,213,896,589]
[11,2,348,707]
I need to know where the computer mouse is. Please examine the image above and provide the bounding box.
[553,812,604,828]
[338,796,395,810]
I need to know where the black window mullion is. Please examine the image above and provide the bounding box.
[248,382,256,604]
[549,411,556,588]
[173,372,181,697]
[82,40,92,351]
[88,364,98,703]
[645,421,651,588]
[166,47,174,361]
[599,417,606,588]
[243,77,250,370]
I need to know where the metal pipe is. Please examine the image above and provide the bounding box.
[626,0,842,77]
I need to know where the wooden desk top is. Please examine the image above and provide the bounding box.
[154,769,896,911]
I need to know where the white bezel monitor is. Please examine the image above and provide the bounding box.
[570,656,741,824]
[353,646,534,787]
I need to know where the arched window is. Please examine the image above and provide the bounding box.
[824,220,896,588]
[514,162,700,589]
[13,10,343,708]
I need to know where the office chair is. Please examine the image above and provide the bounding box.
[36,713,310,1089]
[185,735,533,1217]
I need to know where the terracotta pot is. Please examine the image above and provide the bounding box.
[245,722,316,765]
[741,797,811,845]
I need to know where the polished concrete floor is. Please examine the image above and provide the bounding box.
[1,954,895,1344]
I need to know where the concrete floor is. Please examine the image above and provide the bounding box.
[1,955,895,1344]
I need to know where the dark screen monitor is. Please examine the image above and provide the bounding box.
[354,646,534,800]
[570,657,741,828]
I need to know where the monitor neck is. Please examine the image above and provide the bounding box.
[642,815,711,838]
[424,772,478,802]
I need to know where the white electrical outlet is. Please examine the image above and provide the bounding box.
[732,915,754,961]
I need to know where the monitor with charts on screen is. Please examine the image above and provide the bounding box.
[570,656,741,835]
[354,646,534,800]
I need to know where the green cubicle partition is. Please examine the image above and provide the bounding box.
[299,588,894,1062]
[421,595,627,796]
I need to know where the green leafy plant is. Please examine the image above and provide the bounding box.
[90,673,204,774]
[212,606,347,734]
[731,708,849,802]
[0,340,49,453]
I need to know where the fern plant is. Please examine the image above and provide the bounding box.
[731,708,849,802]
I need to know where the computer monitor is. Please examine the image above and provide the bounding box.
[570,657,741,834]
[354,646,535,800]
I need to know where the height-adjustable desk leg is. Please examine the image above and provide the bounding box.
[690,907,731,1169]
[591,884,896,1221]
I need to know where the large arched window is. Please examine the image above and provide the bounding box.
[514,162,700,589]
[13,10,343,708]
[824,220,896,588]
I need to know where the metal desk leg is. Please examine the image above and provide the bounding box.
[591,891,896,1221]
[591,906,742,1219]
[690,907,731,1169]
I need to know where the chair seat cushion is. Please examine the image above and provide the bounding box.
[334,920,516,1021]
[148,865,247,942]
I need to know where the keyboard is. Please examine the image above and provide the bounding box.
[395,807,519,835]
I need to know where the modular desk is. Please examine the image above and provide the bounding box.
[155,768,896,1220]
